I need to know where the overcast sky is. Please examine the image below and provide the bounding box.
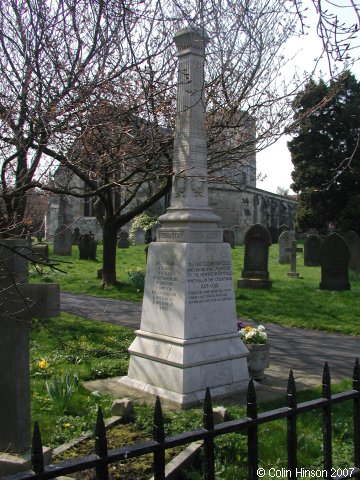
[256,2,360,194]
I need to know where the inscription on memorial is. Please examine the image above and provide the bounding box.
[186,260,233,305]
[151,260,177,311]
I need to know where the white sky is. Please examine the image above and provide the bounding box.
[256,2,360,194]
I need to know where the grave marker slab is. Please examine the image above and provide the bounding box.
[319,233,350,291]
[286,240,303,278]
[0,240,55,474]
[343,230,360,273]
[238,224,272,289]
[278,230,295,264]
[53,224,72,256]
[223,229,235,248]
[304,233,323,266]
[117,230,130,248]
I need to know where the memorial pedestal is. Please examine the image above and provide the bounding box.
[120,242,249,408]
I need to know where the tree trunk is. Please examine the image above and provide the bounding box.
[101,223,118,287]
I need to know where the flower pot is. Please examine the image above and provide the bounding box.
[246,343,270,380]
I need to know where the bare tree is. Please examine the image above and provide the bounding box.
[1,0,359,285]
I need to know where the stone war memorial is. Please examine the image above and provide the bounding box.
[120,27,249,408]
[237,224,272,289]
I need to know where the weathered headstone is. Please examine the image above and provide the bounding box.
[120,27,249,408]
[268,226,278,244]
[286,240,303,278]
[134,228,145,245]
[278,224,290,238]
[53,224,72,256]
[278,230,295,264]
[72,226,81,245]
[88,231,97,260]
[78,232,97,260]
[238,224,272,289]
[223,229,235,248]
[343,231,360,273]
[319,233,350,291]
[304,233,323,267]
[117,230,130,248]
[0,240,55,474]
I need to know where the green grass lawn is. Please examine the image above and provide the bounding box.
[28,241,360,476]
[31,242,360,335]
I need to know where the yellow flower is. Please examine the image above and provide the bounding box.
[245,326,253,332]
[37,358,49,369]
[63,423,72,428]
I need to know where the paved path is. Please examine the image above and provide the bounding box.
[60,292,360,404]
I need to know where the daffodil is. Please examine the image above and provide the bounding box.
[37,358,49,369]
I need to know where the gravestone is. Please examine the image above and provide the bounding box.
[343,231,360,273]
[268,226,278,244]
[278,224,290,238]
[53,224,72,256]
[134,228,145,245]
[120,28,249,408]
[278,230,295,264]
[238,224,272,289]
[28,243,49,264]
[223,229,235,248]
[304,233,323,266]
[78,232,97,260]
[286,240,303,278]
[72,227,81,245]
[117,230,130,248]
[319,233,350,291]
[0,240,55,474]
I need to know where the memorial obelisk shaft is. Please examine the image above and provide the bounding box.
[120,28,249,408]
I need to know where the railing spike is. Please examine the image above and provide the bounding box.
[31,421,44,474]
[203,387,214,431]
[354,359,360,391]
[153,396,165,480]
[322,362,331,399]
[247,379,258,420]
[287,370,297,409]
[95,407,109,480]
[153,396,165,443]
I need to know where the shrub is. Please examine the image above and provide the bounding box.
[127,268,146,292]
[128,213,157,244]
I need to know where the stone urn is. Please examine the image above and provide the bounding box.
[246,343,270,380]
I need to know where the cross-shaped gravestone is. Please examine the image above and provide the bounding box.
[286,240,303,278]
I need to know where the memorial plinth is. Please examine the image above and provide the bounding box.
[120,27,249,408]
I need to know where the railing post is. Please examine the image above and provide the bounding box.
[287,370,297,480]
[322,362,332,478]
[31,421,44,474]
[95,407,109,480]
[247,379,258,480]
[353,359,360,467]
[203,387,215,480]
[153,396,165,480]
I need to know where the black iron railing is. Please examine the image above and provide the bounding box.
[7,360,360,480]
